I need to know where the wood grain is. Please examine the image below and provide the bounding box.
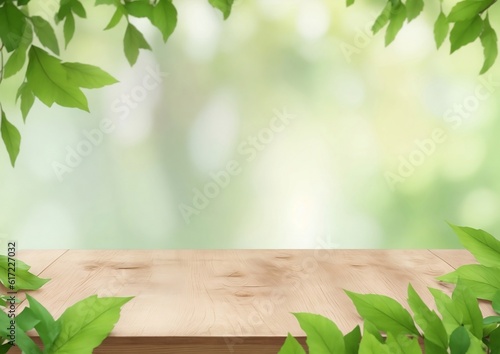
[6,250,496,353]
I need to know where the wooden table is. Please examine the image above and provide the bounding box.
[4,250,495,353]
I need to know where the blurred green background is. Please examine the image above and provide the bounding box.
[1,0,499,249]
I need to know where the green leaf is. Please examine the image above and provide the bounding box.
[359,331,391,354]
[372,2,392,34]
[429,288,462,334]
[16,307,40,331]
[3,24,33,78]
[479,15,498,74]
[434,12,449,49]
[0,255,50,290]
[494,290,500,314]
[452,279,483,339]
[104,6,124,30]
[47,295,133,354]
[14,324,43,354]
[449,326,470,354]
[26,294,61,352]
[449,224,500,267]
[385,3,407,46]
[31,16,60,55]
[208,0,234,19]
[437,264,500,300]
[363,320,384,343]
[124,0,152,18]
[344,325,361,354]
[345,290,419,336]
[26,46,89,111]
[449,15,483,54]
[72,0,86,17]
[292,312,345,354]
[1,111,21,167]
[483,316,500,325]
[17,82,35,121]
[406,0,423,22]
[149,0,177,42]
[278,333,306,354]
[62,62,118,88]
[346,0,354,7]
[0,2,27,52]
[407,284,448,349]
[386,332,422,354]
[123,23,151,65]
[0,343,12,354]
[489,326,500,354]
[64,12,75,47]
[448,0,495,22]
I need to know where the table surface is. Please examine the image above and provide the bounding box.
[5,250,495,353]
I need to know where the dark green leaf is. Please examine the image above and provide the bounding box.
[124,0,152,18]
[123,23,151,65]
[0,2,27,52]
[406,0,423,22]
[385,3,406,46]
[479,17,497,74]
[14,324,42,354]
[104,6,124,30]
[344,325,361,354]
[277,333,306,354]
[372,2,392,34]
[449,326,470,354]
[449,16,483,53]
[345,290,419,336]
[292,312,345,354]
[448,0,495,22]
[437,264,500,300]
[72,0,86,17]
[47,296,133,354]
[449,224,500,267]
[31,16,60,55]
[15,307,40,331]
[407,284,448,349]
[1,111,21,167]
[208,0,233,19]
[63,12,75,47]
[452,279,483,339]
[62,62,118,88]
[27,46,89,111]
[489,326,500,354]
[434,12,449,49]
[149,0,177,42]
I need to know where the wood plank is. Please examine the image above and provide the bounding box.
[429,249,478,269]
[13,251,457,349]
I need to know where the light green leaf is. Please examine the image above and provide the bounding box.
[62,62,118,88]
[14,324,42,354]
[26,46,89,111]
[31,16,60,55]
[0,254,50,290]
[359,331,391,354]
[47,295,133,354]
[406,0,423,22]
[72,0,87,17]
[1,111,21,167]
[344,325,361,354]
[480,15,498,74]
[494,290,500,313]
[15,307,40,332]
[386,332,421,354]
[372,2,392,34]
[363,320,384,343]
[448,0,494,22]
[123,23,151,65]
[345,290,419,336]
[437,264,500,300]
[452,279,483,339]
[449,326,470,354]
[3,25,33,79]
[149,0,177,42]
[385,3,407,46]
[278,333,306,354]
[104,6,125,30]
[429,288,462,334]
[346,0,355,7]
[17,82,35,122]
[26,294,61,352]
[449,224,500,267]
[292,312,345,354]
[0,2,27,52]
[449,15,483,53]
[64,12,75,47]
[407,284,448,349]
[434,12,449,49]
[208,0,234,19]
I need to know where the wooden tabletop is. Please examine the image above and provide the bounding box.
[4,250,495,353]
